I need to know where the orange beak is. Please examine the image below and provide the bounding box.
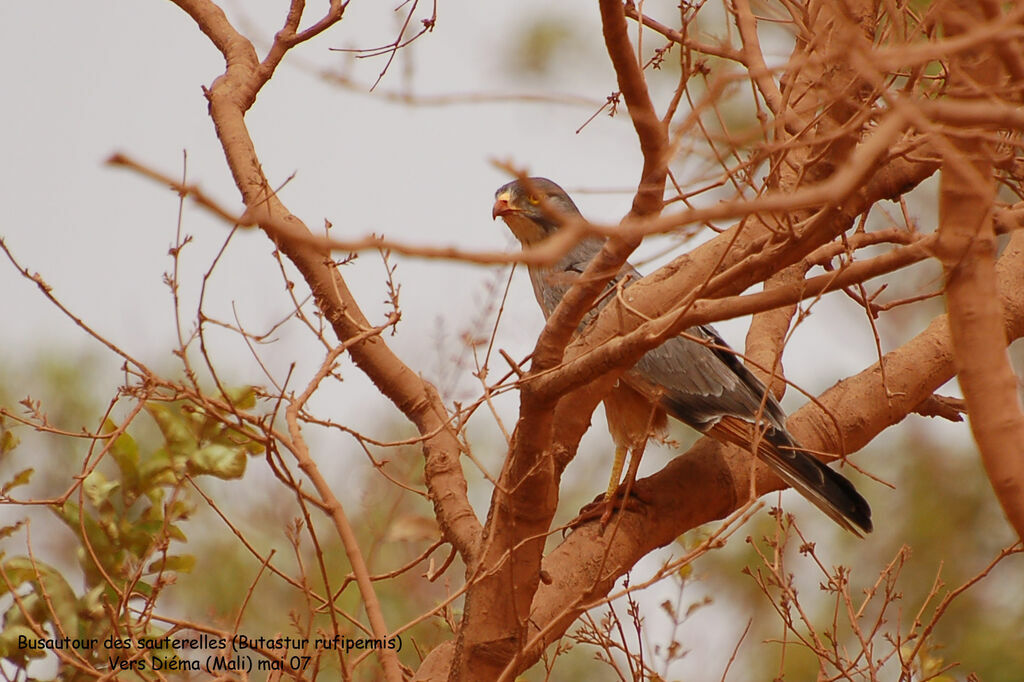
[492,192,514,220]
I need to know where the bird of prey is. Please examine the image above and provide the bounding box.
[492,177,872,536]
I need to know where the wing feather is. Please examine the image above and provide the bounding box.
[709,417,873,536]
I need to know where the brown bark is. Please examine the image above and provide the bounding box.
[449,3,672,677]
[935,0,1024,540]
[416,221,1024,678]
[741,0,876,397]
[597,0,669,218]
[745,266,803,399]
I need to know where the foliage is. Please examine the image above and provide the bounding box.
[0,393,263,679]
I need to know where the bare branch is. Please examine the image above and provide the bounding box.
[936,0,1024,541]
[598,0,669,217]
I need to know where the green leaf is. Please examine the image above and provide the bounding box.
[221,385,257,409]
[0,521,25,541]
[144,486,166,507]
[0,558,79,639]
[132,580,154,598]
[0,429,19,455]
[242,436,265,455]
[145,403,197,457]
[57,502,118,570]
[165,524,187,543]
[1,592,42,627]
[188,443,246,479]
[165,500,192,522]
[80,585,106,620]
[138,448,176,487]
[0,624,47,661]
[83,471,120,508]
[104,419,140,492]
[1,468,33,495]
[213,424,265,456]
[138,628,178,666]
[147,554,195,574]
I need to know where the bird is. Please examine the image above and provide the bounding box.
[492,177,873,536]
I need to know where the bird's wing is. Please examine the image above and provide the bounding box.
[709,414,873,535]
[535,247,786,430]
[626,323,789,432]
[627,325,874,536]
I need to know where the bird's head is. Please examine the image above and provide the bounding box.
[492,177,582,246]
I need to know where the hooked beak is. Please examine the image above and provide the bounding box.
[492,191,514,220]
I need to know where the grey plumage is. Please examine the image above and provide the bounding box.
[493,177,872,535]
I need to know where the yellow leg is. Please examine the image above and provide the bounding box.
[605,445,628,501]
[621,443,645,498]
[600,444,647,526]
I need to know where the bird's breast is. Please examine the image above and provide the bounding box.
[501,214,548,246]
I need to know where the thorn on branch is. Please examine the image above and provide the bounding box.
[607,91,621,117]
[650,45,670,70]
[30,272,52,293]
[913,394,966,422]
[499,349,526,378]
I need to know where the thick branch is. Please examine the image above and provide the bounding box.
[450,218,645,682]
[598,0,669,217]
[451,4,678,664]
[935,0,1024,540]
[744,265,804,399]
[939,158,1024,538]
[733,0,788,121]
[171,0,480,564]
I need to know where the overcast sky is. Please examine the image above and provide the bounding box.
[3,2,650,403]
[1,0,911,411]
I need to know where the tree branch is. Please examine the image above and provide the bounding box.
[598,0,669,217]
[935,0,1024,541]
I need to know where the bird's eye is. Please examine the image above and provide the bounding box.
[527,195,540,205]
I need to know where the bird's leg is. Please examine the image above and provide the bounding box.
[571,395,662,530]
[605,445,629,503]
[570,444,649,529]
[598,445,629,527]
[599,441,647,526]
[598,399,661,526]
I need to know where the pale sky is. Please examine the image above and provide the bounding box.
[2,0,910,417]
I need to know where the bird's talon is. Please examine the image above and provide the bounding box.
[569,487,649,531]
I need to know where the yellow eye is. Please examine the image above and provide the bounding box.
[527,195,540,205]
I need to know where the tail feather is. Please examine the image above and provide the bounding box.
[709,416,873,536]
